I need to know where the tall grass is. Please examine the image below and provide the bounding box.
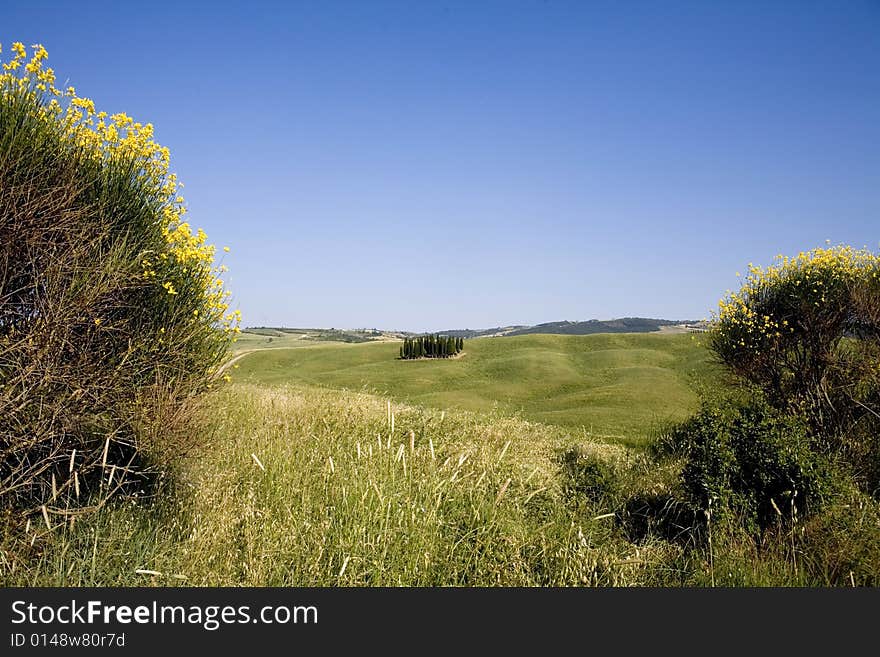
[4,383,876,586]
[2,384,667,586]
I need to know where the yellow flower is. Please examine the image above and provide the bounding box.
[2,41,243,340]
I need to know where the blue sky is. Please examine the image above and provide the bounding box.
[4,1,879,331]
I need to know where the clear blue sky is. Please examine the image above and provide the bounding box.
[4,1,878,331]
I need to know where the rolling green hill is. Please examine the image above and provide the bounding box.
[234,333,719,446]
[505,317,687,336]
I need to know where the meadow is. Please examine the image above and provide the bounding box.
[5,332,878,587]
[3,383,650,586]
[235,332,719,447]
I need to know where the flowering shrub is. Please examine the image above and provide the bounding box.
[710,245,880,438]
[0,43,239,518]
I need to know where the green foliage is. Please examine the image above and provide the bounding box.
[668,397,835,531]
[399,334,464,359]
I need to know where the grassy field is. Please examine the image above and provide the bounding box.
[231,329,310,352]
[4,384,656,586]
[9,381,874,586]
[7,341,878,587]
[231,327,394,353]
[234,333,719,447]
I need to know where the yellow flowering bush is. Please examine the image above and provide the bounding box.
[0,43,239,517]
[710,245,880,438]
[660,246,880,533]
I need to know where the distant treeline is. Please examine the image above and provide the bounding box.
[400,335,464,359]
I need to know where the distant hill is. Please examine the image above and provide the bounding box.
[432,326,528,338]
[244,326,385,343]
[429,318,696,338]
[505,318,687,336]
[244,318,702,341]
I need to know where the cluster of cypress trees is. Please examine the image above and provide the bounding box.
[399,335,464,359]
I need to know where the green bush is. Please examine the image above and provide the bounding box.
[710,245,880,441]
[670,397,835,531]
[0,43,239,520]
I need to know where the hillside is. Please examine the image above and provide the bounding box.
[239,319,701,345]
[504,318,689,336]
[233,332,717,447]
[433,326,528,338]
[233,326,401,353]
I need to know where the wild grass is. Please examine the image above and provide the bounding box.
[1,384,665,586]
[4,381,876,586]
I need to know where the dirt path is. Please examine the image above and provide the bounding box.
[216,349,260,375]
[217,346,310,375]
